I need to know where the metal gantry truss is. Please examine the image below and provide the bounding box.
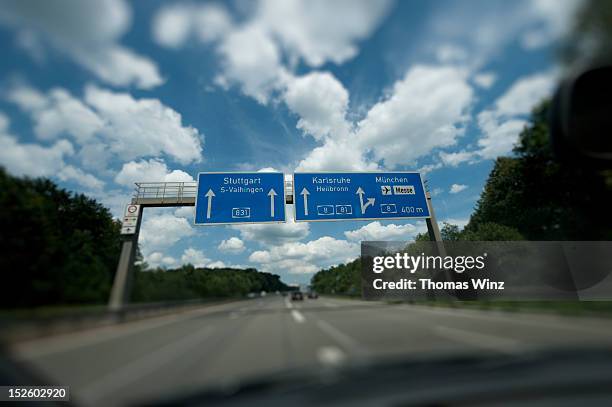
[132,182,197,206]
[132,179,295,206]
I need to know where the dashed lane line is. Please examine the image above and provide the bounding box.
[291,310,306,323]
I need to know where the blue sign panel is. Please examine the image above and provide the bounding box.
[293,172,430,222]
[195,172,286,225]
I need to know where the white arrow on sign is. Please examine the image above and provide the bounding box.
[356,187,375,214]
[268,188,277,217]
[300,187,310,216]
[205,189,215,219]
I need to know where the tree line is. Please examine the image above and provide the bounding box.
[0,169,122,308]
[0,169,288,308]
[310,259,361,297]
[132,264,288,302]
[311,100,612,295]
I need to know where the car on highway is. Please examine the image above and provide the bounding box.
[307,290,318,299]
[290,291,304,301]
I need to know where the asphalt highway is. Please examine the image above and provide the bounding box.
[10,296,612,406]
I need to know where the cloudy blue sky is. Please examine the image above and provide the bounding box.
[0,0,580,283]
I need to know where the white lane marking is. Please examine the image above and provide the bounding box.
[315,319,368,356]
[434,325,523,354]
[291,310,305,323]
[80,325,215,403]
[317,346,345,366]
[284,299,293,309]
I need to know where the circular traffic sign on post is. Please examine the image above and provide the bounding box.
[124,204,140,217]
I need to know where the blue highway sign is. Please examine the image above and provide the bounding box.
[195,172,286,225]
[293,172,430,222]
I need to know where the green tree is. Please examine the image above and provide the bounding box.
[131,266,289,302]
[0,169,122,307]
[461,222,524,241]
[311,259,361,295]
[465,101,612,240]
[414,222,462,242]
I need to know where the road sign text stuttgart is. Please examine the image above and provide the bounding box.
[195,172,286,225]
[293,172,430,222]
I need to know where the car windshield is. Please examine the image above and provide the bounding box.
[1,1,612,406]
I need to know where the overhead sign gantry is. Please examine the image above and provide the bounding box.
[112,172,442,312]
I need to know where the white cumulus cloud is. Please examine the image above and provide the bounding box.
[355,65,473,168]
[248,236,359,274]
[180,248,211,268]
[493,71,556,117]
[174,206,195,219]
[475,70,555,158]
[146,252,177,268]
[344,221,421,241]
[256,0,393,68]
[7,84,205,169]
[296,138,378,172]
[84,85,203,164]
[476,112,527,159]
[218,237,245,253]
[152,0,392,102]
[0,133,72,177]
[139,213,194,252]
[232,205,309,245]
[0,112,104,190]
[152,3,232,48]
[7,85,103,143]
[473,72,497,89]
[284,71,351,140]
[439,150,476,167]
[443,218,470,229]
[449,184,468,194]
[57,165,105,190]
[0,0,162,89]
[217,22,287,103]
[297,65,473,171]
[180,248,228,269]
[114,159,194,187]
